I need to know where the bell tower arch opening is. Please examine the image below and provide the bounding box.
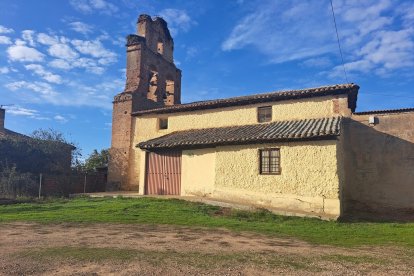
[164,77,175,105]
[157,39,164,55]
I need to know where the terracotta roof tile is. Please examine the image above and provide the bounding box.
[133,83,359,115]
[138,117,342,150]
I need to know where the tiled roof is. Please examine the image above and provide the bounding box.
[133,83,359,116]
[138,117,342,150]
[353,107,414,115]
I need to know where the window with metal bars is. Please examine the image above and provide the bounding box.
[259,148,281,174]
[257,106,272,123]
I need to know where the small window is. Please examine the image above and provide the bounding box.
[258,106,272,123]
[159,118,168,130]
[259,148,281,174]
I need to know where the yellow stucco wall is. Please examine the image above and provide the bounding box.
[136,95,344,140]
[181,148,216,196]
[129,95,349,187]
[145,140,341,218]
[212,141,341,217]
[215,142,339,198]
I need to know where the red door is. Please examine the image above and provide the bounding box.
[145,151,181,195]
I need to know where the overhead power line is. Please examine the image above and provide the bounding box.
[330,0,349,84]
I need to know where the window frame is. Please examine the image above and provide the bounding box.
[259,148,281,175]
[257,106,272,123]
[158,118,168,130]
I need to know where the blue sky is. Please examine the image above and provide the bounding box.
[1,0,413,158]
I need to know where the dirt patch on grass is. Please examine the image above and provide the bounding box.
[0,222,412,275]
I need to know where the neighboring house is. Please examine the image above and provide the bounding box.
[108,14,414,220]
[0,108,74,174]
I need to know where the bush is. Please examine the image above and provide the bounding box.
[0,163,37,198]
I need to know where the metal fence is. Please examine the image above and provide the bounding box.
[0,170,107,199]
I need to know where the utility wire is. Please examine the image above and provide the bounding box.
[330,0,349,84]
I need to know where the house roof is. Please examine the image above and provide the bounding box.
[0,128,76,150]
[133,83,359,116]
[138,117,342,150]
[353,107,414,115]
[0,128,31,140]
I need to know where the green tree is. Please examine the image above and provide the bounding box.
[31,128,81,171]
[83,149,109,172]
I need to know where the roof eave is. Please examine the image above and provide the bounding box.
[137,134,340,151]
[132,84,359,116]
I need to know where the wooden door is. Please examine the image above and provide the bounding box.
[145,151,181,195]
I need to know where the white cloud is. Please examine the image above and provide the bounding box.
[0,67,9,74]
[302,57,332,68]
[185,46,198,60]
[72,57,105,74]
[49,57,105,74]
[5,105,51,120]
[71,39,116,64]
[25,64,63,84]
[68,21,93,35]
[7,44,45,62]
[54,114,68,123]
[222,0,414,77]
[69,0,118,15]
[5,81,56,97]
[222,1,334,63]
[49,59,72,70]
[397,2,414,27]
[48,43,79,60]
[22,30,36,46]
[6,106,38,117]
[5,77,120,109]
[96,79,123,91]
[159,9,196,36]
[0,36,12,44]
[0,25,14,34]
[37,33,59,45]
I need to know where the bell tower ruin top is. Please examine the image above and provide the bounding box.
[120,14,182,110]
[137,14,174,63]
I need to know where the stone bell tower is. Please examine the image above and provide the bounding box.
[108,14,182,190]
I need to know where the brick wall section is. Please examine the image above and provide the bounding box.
[108,94,133,187]
[0,108,4,130]
[108,14,181,190]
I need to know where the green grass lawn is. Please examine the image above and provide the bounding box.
[1,196,413,247]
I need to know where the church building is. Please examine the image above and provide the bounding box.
[108,14,414,220]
